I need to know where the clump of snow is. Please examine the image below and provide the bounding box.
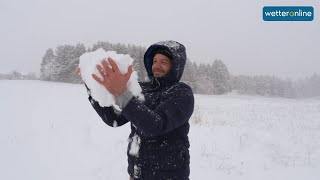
[155,40,181,50]
[129,134,141,157]
[113,121,118,127]
[133,165,141,178]
[78,48,144,107]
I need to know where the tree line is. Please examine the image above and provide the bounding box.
[38,41,320,98]
[40,41,147,84]
[0,71,38,80]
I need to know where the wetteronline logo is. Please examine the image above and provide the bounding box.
[263,6,314,21]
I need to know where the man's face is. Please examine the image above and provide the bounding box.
[152,54,172,78]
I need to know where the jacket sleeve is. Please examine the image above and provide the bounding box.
[89,96,129,127]
[85,83,129,127]
[121,84,194,137]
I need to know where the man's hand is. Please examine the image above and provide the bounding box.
[76,67,82,78]
[92,57,133,97]
[75,67,85,82]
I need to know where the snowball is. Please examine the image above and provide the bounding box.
[133,165,141,178]
[79,48,144,107]
[129,134,141,157]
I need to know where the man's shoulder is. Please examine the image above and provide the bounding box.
[174,82,192,91]
[137,81,193,94]
[177,82,192,89]
[167,82,193,95]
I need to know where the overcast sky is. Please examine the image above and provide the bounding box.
[1,0,319,79]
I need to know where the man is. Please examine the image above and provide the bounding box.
[88,40,194,180]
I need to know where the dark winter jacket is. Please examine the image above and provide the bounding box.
[88,41,194,180]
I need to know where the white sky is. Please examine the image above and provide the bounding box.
[0,0,319,79]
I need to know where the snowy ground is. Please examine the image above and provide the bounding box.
[1,80,320,180]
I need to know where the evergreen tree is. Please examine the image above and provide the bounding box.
[51,44,85,82]
[92,41,113,52]
[127,44,147,81]
[40,48,55,80]
[181,59,197,91]
[23,72,38,80]
[192,63,214,94]
[9,70,22,80]
[211,60,230,94]
[295,73,320,98]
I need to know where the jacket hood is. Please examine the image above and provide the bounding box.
[144,40,187,84]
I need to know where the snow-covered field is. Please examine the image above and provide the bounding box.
[1,80,320,180]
